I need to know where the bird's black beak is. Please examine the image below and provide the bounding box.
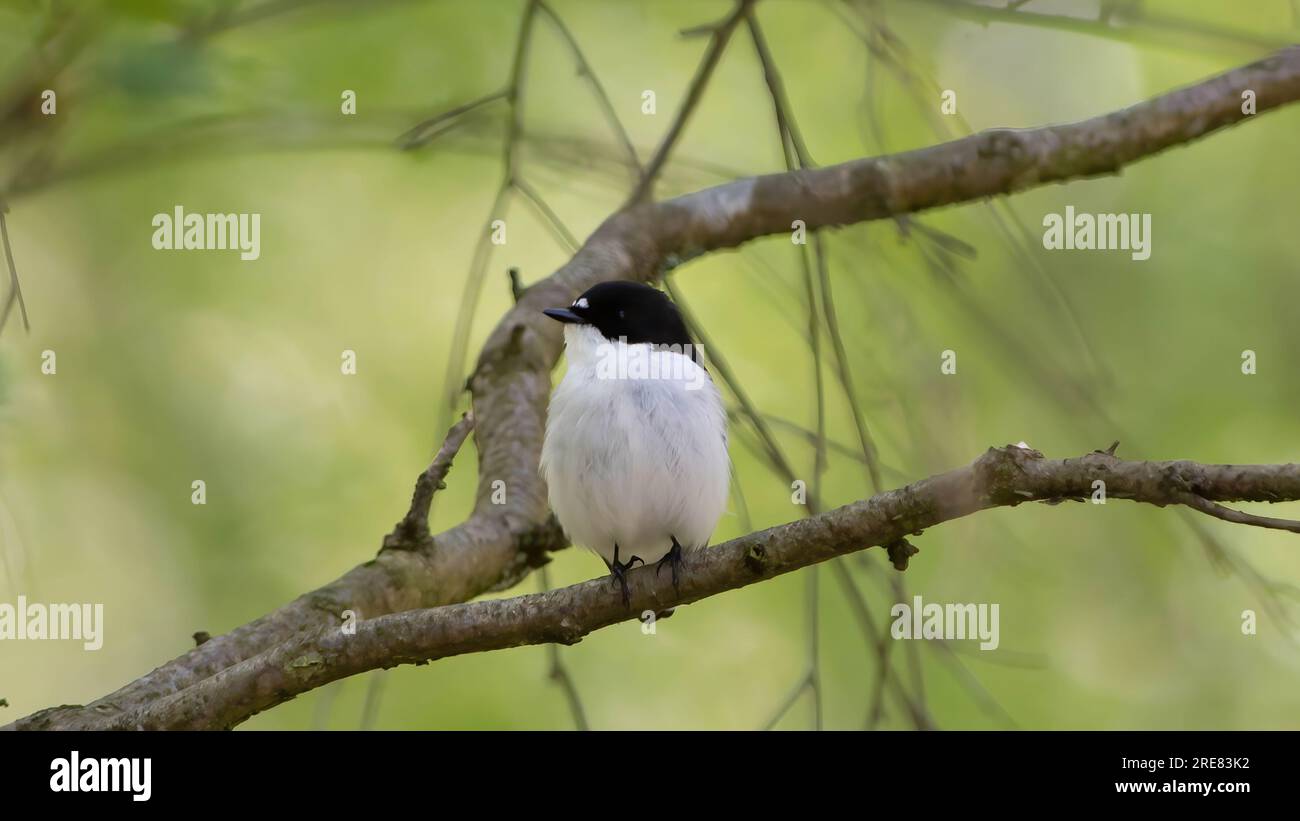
[543,307,587,325]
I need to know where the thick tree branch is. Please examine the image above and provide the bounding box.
[61,446,1300,729]
[639,46,1300,253]
[11,46,1300,731]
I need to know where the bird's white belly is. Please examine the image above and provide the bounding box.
[541,352,730,567]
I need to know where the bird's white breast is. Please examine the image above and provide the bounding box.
[541,325,730,566]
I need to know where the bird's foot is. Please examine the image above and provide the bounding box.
[656,537,685,596]
[606,543,643,608]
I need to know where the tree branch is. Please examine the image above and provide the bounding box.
[628,0,755,204]
[10,45,1300,731]
[906,0,1291,54]
[381,412,476,551]
[48,446,1300,730]
[0,201,31,336]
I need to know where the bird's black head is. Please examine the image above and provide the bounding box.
[544,281,694,349]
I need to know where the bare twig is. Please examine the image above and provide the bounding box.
[0,203,31,336]
[747,4,899,727]
[365,410,477,724]
[628,0,755,204]
[397,90,510,150]
[930,638,1018,728]
[760,670,813,730]
[535,0,641,178]
[436,1,541,435]
[513,176,579,252]
[508,266,525,302]
[745,5,833,731]
[830,563,931,729]
[182,0,417,39]
[382,412,477,551]
[1176,492,1300,534]
[539,565,589,730]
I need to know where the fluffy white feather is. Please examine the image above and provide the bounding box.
[541,324,730,566]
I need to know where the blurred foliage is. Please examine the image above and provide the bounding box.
[0,0,1298,729]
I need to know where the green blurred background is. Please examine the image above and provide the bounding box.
[1,0,1298,729]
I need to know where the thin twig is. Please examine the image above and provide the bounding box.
[1178,492,1300,534]
[807,565,822,730]
[436,1,540,436]
[540,565,589,730]
[513,176,579,252]
[397,89,510,150]
[760,671,812,730]
[930,639,1019,729]
[368,410,475,724]
[830,562,931,729]
[535,0,641,177]
[748,5,900,729]
[383,412,476,550]
[669,279,828,730]
[0,204,31,336]
[628,0,754,204]
[748,7,883,492]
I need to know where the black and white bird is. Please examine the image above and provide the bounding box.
[541,281,730,605]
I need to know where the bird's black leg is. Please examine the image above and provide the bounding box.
[656,536,685,595]
[605,543,643,607]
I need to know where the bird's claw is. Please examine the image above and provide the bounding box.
[656,537,685,596]
[607,543,643,608]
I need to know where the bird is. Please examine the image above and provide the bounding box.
[540,280,730,606]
